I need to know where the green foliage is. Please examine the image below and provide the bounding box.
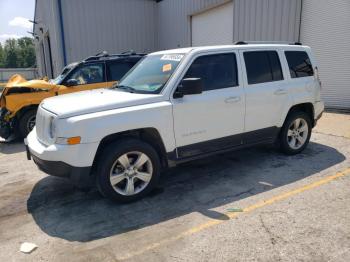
[0,37,36,68]
[0,43,4,67]
[3,39,18,68]
[17,37,36,68]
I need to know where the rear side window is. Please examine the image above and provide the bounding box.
[244,51,283,85]
[107,61,136,81]
[285,51,314,78]
[184,53,238,91]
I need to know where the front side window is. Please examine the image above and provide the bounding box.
[107,61,136,82]
[49,63,76,85]
[285,51,314,78]
[66,63,104,85]
[117,54,184,94]
[244,51,283,85]
[184,53,238,91]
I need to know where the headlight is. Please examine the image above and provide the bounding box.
[48,116,81,145]
[49,117,56,139]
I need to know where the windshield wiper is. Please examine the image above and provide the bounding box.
[114,85,136,93]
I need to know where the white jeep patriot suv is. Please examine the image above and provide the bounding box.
[26,43,324,202]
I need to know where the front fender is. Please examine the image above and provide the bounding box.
[57,102,176,153]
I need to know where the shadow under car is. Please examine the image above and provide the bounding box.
[27,142,345,242]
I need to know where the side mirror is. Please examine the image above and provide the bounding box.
[65,79,79,87]
[174,78,202,98]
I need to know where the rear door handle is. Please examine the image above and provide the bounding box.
[274,88,287,95]
[225,96,241,103]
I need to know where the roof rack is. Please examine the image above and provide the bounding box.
[84,50,146,61]
[84,51,109,61]
[234,41,302,45]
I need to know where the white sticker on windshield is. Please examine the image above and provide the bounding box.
[161,54,184,61]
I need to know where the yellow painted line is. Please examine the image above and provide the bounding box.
[118,168,350,260]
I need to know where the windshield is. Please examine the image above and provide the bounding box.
[49,64,75,85]
[116,54,185,94]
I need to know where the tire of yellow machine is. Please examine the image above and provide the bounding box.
[18,109,37,138]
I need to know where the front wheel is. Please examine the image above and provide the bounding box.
[18,109,37,138]
[279,111,312,155]
[96,139,161,203]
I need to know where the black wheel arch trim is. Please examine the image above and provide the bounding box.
[92,127,169,171]
[286,103,315,127]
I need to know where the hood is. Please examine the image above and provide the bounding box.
[41,88,164,118]
[5,74,57,90]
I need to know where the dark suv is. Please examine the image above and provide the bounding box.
[0,51,145,139]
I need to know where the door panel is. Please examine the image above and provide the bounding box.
[172,52,245,158]
[240,50,289,134]
[173,87,244,158]
[244,80,288,132]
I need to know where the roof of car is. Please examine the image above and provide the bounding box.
[82,51,146,63]
[151,43,310,56]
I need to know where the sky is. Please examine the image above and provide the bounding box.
[0,0,35,44]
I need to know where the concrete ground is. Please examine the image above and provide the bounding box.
[0,112,349,262]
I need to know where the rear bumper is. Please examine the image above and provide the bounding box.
[313,101,324,126]
[314,101,324,119]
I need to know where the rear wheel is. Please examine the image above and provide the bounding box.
[18,109,37,138]
[279,111,312,155]
[96,139,161,203]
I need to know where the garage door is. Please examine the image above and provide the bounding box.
[191,1,233,46]
[300,0,350,109]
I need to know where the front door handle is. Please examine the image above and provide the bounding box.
[225,96,241,103]
[274,88,287,95]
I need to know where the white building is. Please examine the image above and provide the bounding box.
[33,0,350,110]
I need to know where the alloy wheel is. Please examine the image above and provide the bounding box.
[287,118,309,150]
[109,151,153,196]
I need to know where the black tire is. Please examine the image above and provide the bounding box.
[96,138,161,203]
[18,109,37,138]
[279,111,312,155]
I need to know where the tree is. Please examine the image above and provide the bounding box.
[17,37,36,67]
[3,39,18,68]
[0,43,4,67]
[0,37,36,68]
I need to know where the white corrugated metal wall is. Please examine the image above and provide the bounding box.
[191,1,234,46]
[233,0,301,42]
[156,0,230,50]
[157,0,301,49]
[34,0,65,77]
[300,0,350,109]
[35,0,302,74]
[61,0,157,64]
[33,0,349,109]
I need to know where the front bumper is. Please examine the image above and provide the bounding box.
[25,129,99,187]
[0,108,15,139]
[31,153,92,186]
